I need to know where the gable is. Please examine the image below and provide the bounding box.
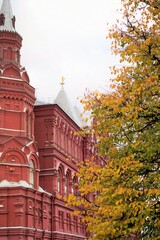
[22,70,30,82]
[3,66,21,78]
[0,136,24,151]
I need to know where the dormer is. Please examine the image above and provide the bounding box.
[12,15,15,28]
[0,13,5,26]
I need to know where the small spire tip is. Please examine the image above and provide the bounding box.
[60,76,65,89]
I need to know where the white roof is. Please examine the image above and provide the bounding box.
[54,88,83,127]
[0,0,15,32]
[35,86,85,127]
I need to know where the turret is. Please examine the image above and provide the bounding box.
[0,0,22,67]
[0,0,39,187]
[0,0,35,139]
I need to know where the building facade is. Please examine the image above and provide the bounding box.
[0,1,94,239]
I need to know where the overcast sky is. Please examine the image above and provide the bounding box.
[9,0,121,105]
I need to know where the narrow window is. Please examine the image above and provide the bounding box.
[66,213,71,231]
[57,168,63,194]
[30,114,33,138]
[12,16,16,28]
[38,209,42,226]
[57,170,61,193]
[16,50,20,64]
[73,216,78,232]
[30,160,34,187]
[0,14,5,26]
[0,48,3,60]
[59,211,64,229]
[65,171,71,197]
[64,174,68,196]
[26,112,29,137]
[72,176,78,195]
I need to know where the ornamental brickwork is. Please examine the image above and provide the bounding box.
[0,1,90,239]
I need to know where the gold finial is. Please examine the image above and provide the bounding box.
[60,76,65,88]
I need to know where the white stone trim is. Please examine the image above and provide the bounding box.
[0,76,22,81]
[53,231,86,238]
[0,128,25,132]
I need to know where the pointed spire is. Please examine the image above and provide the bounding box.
[0,0,16,32]
[54,87,75,121]
[54,86,83,127]
[60,76,65,89]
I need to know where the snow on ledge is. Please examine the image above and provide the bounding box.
[0,180,52,195]
[38,186,52,196]
[0,179,30,188]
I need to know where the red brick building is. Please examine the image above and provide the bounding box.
[0,0,92,239]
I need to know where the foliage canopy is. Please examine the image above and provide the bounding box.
[68,0,160,239]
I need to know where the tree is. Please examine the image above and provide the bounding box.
[67,0,160,239]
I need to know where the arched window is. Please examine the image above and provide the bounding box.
[29,160,34,188]
[57,170,61,193]
[30,114,33,138]
[57,167,63,194]
[26,112,29,137]
[72,176,78,195]
[65,171,70,197]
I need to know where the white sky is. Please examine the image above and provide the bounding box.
[9,0,121,105]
